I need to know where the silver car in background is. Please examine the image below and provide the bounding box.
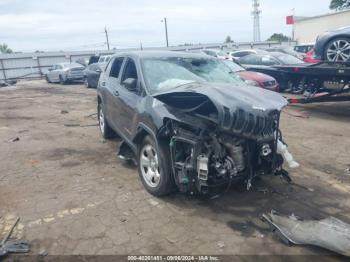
[45,62,85,84]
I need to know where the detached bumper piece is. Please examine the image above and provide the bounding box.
[262,211,350,257]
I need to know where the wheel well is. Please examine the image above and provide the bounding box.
[133,128,150,146]
[325,35,350,49]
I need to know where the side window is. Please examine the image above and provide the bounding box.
[240,55,258,65]
[260,56,279,66]
[109,57,124,78]
[89,64,97,71]
[121,59,138,81]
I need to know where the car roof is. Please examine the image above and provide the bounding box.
[111,50,213,60]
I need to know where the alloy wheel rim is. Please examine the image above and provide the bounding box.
[140,144,161,188]
[327,40,350,62]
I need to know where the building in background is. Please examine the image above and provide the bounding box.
[293,9,350,44]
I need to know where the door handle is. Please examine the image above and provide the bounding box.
[101,81,106,87]
[114,90,119,96]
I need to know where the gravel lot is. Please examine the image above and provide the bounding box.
[0,80,350,257]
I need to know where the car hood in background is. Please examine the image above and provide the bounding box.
[237,70,275,82]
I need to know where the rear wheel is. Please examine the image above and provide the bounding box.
[137,135,175,196]
[98,102,115,139]
[324,37,350,62]
[59,75,67,85]
[45,75,51,83]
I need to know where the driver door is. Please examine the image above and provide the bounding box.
[115,58,142,141]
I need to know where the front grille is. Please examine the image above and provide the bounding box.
[263,80,277,87]
[70,68,84,72]
[221,107,277,141]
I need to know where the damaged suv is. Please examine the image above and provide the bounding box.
[97,51,296,196]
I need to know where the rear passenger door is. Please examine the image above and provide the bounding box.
[104,57,125,129]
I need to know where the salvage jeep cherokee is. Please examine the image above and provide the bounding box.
[97,51,298,196]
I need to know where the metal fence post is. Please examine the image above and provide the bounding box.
[37,57,43,79]
[0,59,7,81]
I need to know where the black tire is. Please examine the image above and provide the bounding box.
[137,135,175,196]
[59,75,67,85]
[324,37,350,62]
[84,76,91,88]
[45,75,51,83]
[97,102,115,139]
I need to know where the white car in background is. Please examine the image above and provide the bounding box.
[98,55,112,63]
[230,49,263,61]
[201,49,228,59]
[45,62,85,84]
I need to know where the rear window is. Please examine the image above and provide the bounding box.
[239,54,260,65]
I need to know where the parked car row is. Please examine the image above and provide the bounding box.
[45,54,112,87]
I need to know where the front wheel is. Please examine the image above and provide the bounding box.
[84,77,91,88]
[324,37,350,62]
[137,135,175,196]
[98,102,115,139]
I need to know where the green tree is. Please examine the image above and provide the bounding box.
[0,43,13,54]
[225,36,233,43]
[267,33,290,42]
[330,0,350,10]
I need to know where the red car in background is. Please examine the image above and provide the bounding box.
[222,60,279,92]
[303,48,321,63]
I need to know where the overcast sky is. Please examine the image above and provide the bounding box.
[0,0,331,52]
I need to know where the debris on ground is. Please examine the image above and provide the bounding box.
[345,168,350,176]
[6,137,20,143]
[0,80,17,88]
[283,109,310,119]
[262,211,350,257]
[60,110,69,114]
[0,217,30,257]
[257,188,269,194]
[39,248,48,256]
[217,241,225,249]
[148,199,159,206]
[85,113,97,118]
[210,194,220,200]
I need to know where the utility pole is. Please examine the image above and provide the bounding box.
[104,27,110,50]
[162,18,169,48]
[291,8,295,42]
[252,0,262,42]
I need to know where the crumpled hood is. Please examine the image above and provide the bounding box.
[153,81,287,112]
[153,81,287,140]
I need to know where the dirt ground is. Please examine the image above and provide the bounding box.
[0,80,349,257]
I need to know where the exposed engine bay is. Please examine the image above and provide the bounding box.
[159,118,294,195]
[154,84,298,194]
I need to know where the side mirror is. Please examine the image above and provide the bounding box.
[122,78,137,91]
